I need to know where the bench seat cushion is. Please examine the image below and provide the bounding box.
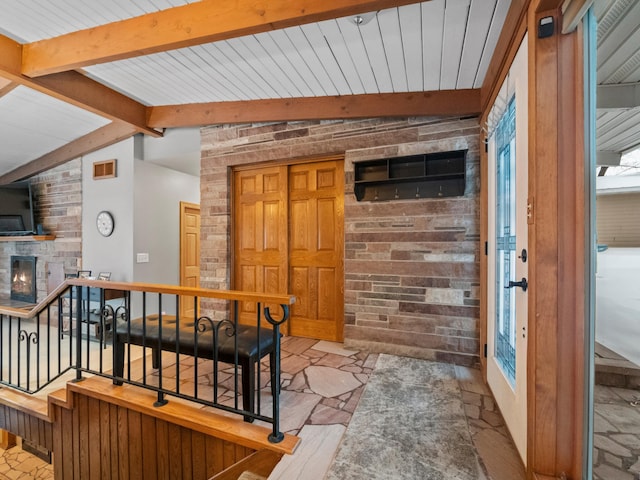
[115,315,275,362]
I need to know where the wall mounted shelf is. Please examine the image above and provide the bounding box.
[0,235,56,242]
[354,150,467,201]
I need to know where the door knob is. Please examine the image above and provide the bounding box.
[505,277,528,292]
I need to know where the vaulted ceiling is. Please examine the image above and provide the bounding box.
[0,0,512,182]
[0,0,638,183]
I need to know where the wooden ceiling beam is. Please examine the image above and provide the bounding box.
[0,77,17,98]
[0,122,136,184]
[22,0,423,77]
[33,71,161,137]
[147,89,481,128]
[0,34,160,137]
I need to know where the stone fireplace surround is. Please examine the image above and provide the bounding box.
[0,159,82,304]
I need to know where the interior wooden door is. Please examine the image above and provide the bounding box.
[233,160,344,341]
[288,160,344,341]
[233,166,289,329]
[180,201,200,319]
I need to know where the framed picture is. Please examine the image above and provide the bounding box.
[64,272,78,279]
[98,272,111,281]
[78,270,92,278]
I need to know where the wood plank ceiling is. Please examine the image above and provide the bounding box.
[0,0,638,180]
[0,0,512,180]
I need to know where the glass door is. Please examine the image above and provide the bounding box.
[495,98,518,385]
[486,33,529,465]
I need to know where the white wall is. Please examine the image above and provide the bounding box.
[596,248,640,365]
[82,130,200,292]
[142,128,200,177]
[82,138,135,281]
[133,159,200,285]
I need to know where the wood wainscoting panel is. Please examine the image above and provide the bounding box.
[51,394,253,480]
[50,376,298,480]
[0,407,52,451]
[0,390,53,452]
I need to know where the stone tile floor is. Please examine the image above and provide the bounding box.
[455,365,526,480]
[593,384,640,480]
[0,441,53,480]
[325,355,485,480]
[1,337,528,479]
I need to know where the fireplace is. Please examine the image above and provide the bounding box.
[10,255,37,303]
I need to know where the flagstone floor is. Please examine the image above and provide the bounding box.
[593,384,640,480]
[1,336,530,479]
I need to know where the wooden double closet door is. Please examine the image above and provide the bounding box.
[233,158,344,342]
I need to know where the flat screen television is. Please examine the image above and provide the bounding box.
[0,181,36,235]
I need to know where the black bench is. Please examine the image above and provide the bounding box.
[113,314,276,420]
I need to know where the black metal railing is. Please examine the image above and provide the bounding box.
[0,284,75,393]
[0,279,294,443]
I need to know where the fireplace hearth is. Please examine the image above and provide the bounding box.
[10,255,37,304]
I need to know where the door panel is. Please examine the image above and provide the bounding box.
[239,203,256,250]
[180,202,200,320]
[318,198,337,250]
[291,267,310,318]
[234,166,289,327]
[233,159,344,341]
[288,161,344,341]
[318,267,337,319]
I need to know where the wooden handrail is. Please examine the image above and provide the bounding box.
[67,279,297,304]
[0,281,69,318]
[0,279,296,319]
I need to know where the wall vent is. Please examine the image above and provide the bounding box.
[93,159,117,180]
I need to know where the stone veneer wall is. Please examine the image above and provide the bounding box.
[200,116,480,365]
[0,159,82,301]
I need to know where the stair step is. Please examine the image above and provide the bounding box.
[237,472,267,480]
[595,342,640,388]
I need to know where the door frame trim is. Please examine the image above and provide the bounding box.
[232,154,344,172]
[481,4,588,478]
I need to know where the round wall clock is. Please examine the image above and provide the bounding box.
[96,210,114,237]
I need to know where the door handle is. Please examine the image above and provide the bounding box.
[505,277,528,292]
